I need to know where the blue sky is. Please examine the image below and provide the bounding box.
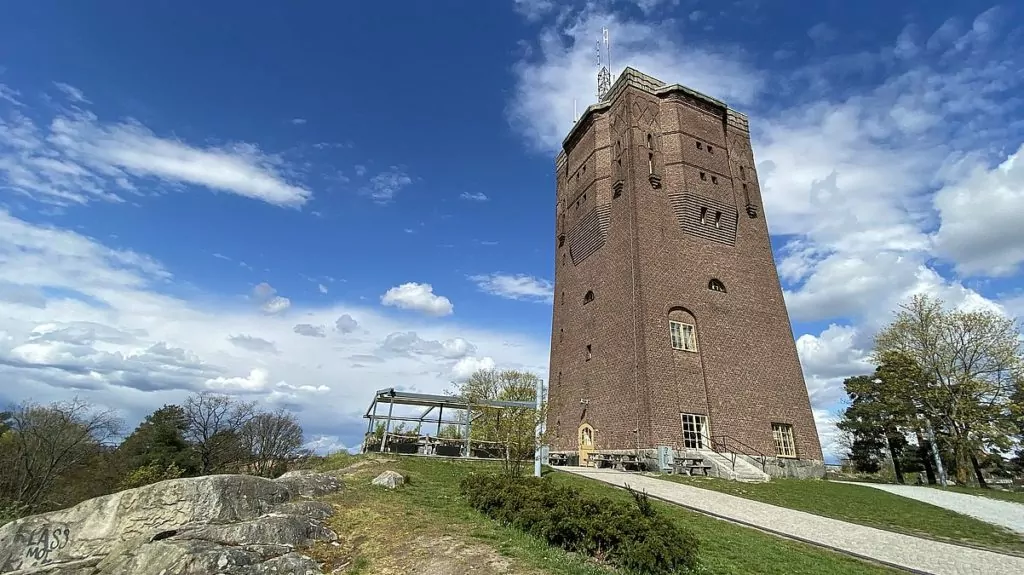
[1,0,1023,460]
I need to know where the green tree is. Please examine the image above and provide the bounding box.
[837,372,911,481]
[874,294,1023,487]
[451,369,545,477]
[117,404,197,478]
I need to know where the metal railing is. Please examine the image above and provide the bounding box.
[709,434,768,473]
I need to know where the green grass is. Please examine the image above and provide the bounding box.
[314,456,900,575]
[656,475,1024,555]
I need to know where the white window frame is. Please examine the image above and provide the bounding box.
[669,320,697,352]
[681,413,710,450]
[772,423,797,458]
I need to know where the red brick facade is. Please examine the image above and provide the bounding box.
[547,69,822,464]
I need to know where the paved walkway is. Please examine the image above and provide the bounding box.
[558,467,1024,575]
[835,482,1024,535]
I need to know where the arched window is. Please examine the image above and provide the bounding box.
[708,279,727,293]
[647,133,653,149]
[583,290,595,304]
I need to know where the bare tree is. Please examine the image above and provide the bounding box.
[239,409,307,477]
[0,398,122,512]
[182,392,256,474]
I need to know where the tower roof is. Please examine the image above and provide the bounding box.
[560,67,749,155]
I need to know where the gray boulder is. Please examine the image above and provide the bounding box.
[275,469,344,498]
[0,471,344,575]
[371,470,405,489]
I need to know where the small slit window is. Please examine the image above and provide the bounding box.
[699,207,707,225]
[711,175,718,184]
[714,211,722,228]
[696,141,702,150]
[708,279,726,293]
[647,134,653,149]
[700,171,706,181]
[585,344,592,361]
[559,328,564,342]
[708,145,714,154]
[740,166,746,180]
[583,290,595,304]
[648,153,654,174]
[558,234,565,247]
[561,291,564,305]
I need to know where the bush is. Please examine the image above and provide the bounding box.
[460,473,699,574]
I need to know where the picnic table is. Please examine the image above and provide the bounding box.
[672,456,711,476]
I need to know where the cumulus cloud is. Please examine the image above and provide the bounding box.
[451,356,496,380]
[0,90,311,207]
[0,209,549,447]
[469,273,553,303]
[380,282,454,316]
[335,314,359,334]
[931,143,1024,277]
[293,324,326,338]
[459,191,489,201]
[260,296,291,315]
[227,334,279,354]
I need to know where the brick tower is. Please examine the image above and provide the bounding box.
[546,68,823,477]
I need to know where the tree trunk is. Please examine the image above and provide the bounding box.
[888,433,905,484]
[917,434,936,485]
[969,452,988,488]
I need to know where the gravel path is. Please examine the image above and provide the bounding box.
[558,467,1024,575]
[835,482,1024,535]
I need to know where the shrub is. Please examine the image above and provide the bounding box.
[460,473,699,574]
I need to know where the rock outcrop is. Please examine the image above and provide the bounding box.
[0,470,344,574]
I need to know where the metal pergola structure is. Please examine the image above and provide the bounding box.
[363,387,539,464]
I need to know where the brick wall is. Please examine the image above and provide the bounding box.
[547,68,822,462]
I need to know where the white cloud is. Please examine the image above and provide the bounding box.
[290,118,307,125]
[0,210,549,446]
[460,191,489,201]
[469,273,553,303]
[509,8,763,153]
[293,324,326,338]
[380,282,454,316]
[931,143,1024,277]
[512,0,556,21]
[0,84,22,107]
[227,334,279,354]
[363,167,412,204]
[0,90,311,207]
[318,283,329,294]
[451,356,496,380]
[53,82,90,104]
[335,314,359,334]
[261,296,291,315]
[253,282,277,299]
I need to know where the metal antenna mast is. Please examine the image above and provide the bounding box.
[597,27,611,100]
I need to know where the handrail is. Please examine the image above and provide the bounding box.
[709,434,768,473]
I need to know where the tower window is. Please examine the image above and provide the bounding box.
[708,145,714,154]
[669,321,697,352]
[558,234,565,247]
[583,193,587,202]
[711,175,718,185]
[740,166,746,180]
[648,153,654,175]
[561,291,564,305]
[585,344,592,361]
[714,211,722,228]
[647,134,653,149]
[708,279,727,293]
[772,423,797,458]
[560,328,564,342]
[583,290,595,304]
[696,141,702,150]
[562,253,566,266]
[699,207,707,225]
[616,140,621,153]
[699,171,706,181]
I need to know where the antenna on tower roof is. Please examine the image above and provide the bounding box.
[597,27,611,100]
